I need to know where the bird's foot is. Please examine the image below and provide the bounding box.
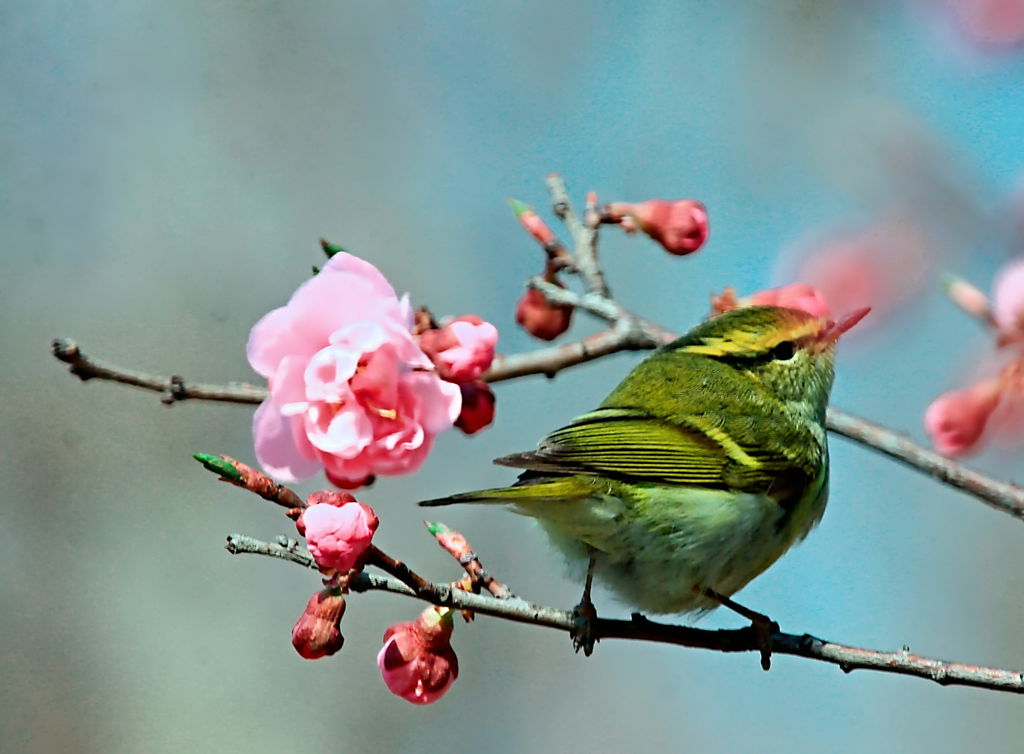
[700,586,778,671]
[571,598,598,656]
[571,553,599,656]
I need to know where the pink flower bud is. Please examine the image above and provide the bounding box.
[607,199,709,255]
[515,287,573,341]
[924,378,1003,456]
[510,200,556,246]
[993,257,1024,336]
[418,315,498,383]
[291,589,346,660]
[298,501,378,572]
[454,380,495,435]
[742,282,832,318]
[377,607,459,705]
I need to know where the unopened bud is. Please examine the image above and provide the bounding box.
[454,380,496,435]
[606,199,709,255]
[292,589,346,660]
[515,287,573,341]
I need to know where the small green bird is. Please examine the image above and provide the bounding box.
[421,305,866,617]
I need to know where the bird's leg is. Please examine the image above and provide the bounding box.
[571,553,598,656]
[701,586,778,671]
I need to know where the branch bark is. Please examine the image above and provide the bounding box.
[225,533,1024,695]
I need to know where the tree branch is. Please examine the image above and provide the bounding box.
[52,327,1024,523]
[51,337,267,404]
[225,533,1024,695]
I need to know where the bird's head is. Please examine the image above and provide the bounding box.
[665,305,869,418]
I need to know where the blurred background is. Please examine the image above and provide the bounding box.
[5,1,1024,752]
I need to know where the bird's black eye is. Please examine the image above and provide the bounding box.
[771,341,796,361]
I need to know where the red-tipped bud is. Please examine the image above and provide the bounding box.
[297,500,378,572]
[924,378,1003,457]
[454,380,495,435]
[377,606,459,705]
[515,287,573,341]
[418,315,498,383]
[291,589,346,660]
[510,199,556,246]
[606,199,709,255]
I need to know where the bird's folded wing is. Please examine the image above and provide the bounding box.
[493,407,809,493]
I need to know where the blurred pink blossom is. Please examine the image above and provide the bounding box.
[993,256,1024,337]
[298,501,378,573]
[779,219,927,329]
[743,282,832,318]
[924,378,1003,456]
[377,607,459,705]
[247,253,461,488]
[945,0,1024,47]
[418,315,498,383]
[291,589,346,660]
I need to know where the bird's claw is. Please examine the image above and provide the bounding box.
[571,600,598,656]
[751,615,779,671]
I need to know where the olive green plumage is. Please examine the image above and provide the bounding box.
[421,305,848,614]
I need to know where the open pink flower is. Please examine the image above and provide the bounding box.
[924,378,1003,456]
[291,589,346,660]
[377,607,458,705]
[418,315,498,382]
[247,253,462,488]
[298,501,378,573]
[743,282,832,318]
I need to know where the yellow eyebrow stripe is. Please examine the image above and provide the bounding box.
[677,320,821,357]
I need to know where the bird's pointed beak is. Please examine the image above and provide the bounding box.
[815,307,871,349]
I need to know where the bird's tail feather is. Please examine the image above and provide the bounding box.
[418,477,590,508]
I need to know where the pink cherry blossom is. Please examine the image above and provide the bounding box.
[247,252,462,488]
[993,257,1024,337]
[418,315,498,382]
[299,501,378,573]
[291,589,346,660]
[924,378,1003,456]
[743,282,832,318]
[377,607,458,705]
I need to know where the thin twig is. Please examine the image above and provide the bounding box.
[546,174,610,297]
[52,331,1024,522]
[52,337,267,404]
[425,521,514,599]
[227,534,1024,695]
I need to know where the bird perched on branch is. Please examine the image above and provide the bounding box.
[421,305,866,650]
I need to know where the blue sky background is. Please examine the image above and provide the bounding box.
[5,2,1024,752]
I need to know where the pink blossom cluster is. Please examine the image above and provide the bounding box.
[924,258,1024,456]
[290,490,379,660]
[247,253,497,489]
